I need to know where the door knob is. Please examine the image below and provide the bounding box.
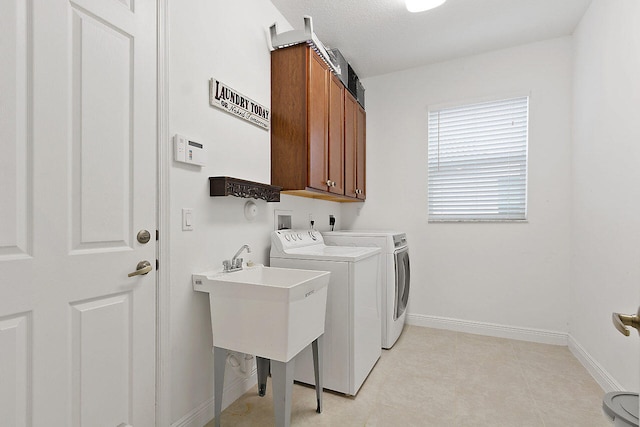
[128,260,152,277]
[137,229,151,244]
[612,307,640,336]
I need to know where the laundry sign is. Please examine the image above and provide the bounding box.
[209,78,270,130]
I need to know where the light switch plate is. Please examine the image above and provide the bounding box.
[182,208,193,231]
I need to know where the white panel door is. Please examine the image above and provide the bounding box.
[0,0,157,426]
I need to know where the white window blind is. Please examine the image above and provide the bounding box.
[428,96,529,221]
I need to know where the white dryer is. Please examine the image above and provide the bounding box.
[322,231,410,349]
[270,229,381,396]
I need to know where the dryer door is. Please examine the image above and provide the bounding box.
[394,247,410,319]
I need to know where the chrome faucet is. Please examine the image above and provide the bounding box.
[223,244,251,272]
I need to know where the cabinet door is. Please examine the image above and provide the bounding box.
[344,92,358,198]
[328,74,344,195]
[356,104,367,199]
[307,52,329,191]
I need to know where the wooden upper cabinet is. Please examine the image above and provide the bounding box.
[345,91,366,200]
[328,74,345,195]
[307,51,329,192]
[356,102,366,200]
[271,44,363,202]
[271,44,308,192]
[344,91,358,198]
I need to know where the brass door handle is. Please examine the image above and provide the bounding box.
[612,307,640,336]
[128,260,152,277]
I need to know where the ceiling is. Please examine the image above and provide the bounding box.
[269,0,593,79]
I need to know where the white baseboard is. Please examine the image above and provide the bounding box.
[568,334,622,393]
[406,313,568,346]
[171,371,257,427]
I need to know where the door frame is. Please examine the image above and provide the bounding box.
[156,0,172,425]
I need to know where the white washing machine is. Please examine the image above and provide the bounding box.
[270,229,381,396]
[322,231,410,349]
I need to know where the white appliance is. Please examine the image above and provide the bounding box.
[322,231,410,349]
[270,229,381,396]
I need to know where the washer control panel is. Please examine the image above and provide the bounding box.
[393,233,408,249]
[272,229,323,252]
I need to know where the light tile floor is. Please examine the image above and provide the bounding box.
[207,325,612,426]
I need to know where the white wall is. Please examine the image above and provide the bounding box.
[344,38,574,335]
[168,1,344,424]
[570,0,640,391]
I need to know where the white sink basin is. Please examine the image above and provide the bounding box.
[193,265,330,362]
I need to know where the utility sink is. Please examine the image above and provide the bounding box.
[193,265,330,362]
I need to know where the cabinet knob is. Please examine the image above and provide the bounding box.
[326,180,332,187]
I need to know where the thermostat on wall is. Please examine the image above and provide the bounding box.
[174,134,205,166]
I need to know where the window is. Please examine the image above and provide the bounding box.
[427,96,529,221]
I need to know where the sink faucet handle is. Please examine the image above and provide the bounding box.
[225,245,251,272]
